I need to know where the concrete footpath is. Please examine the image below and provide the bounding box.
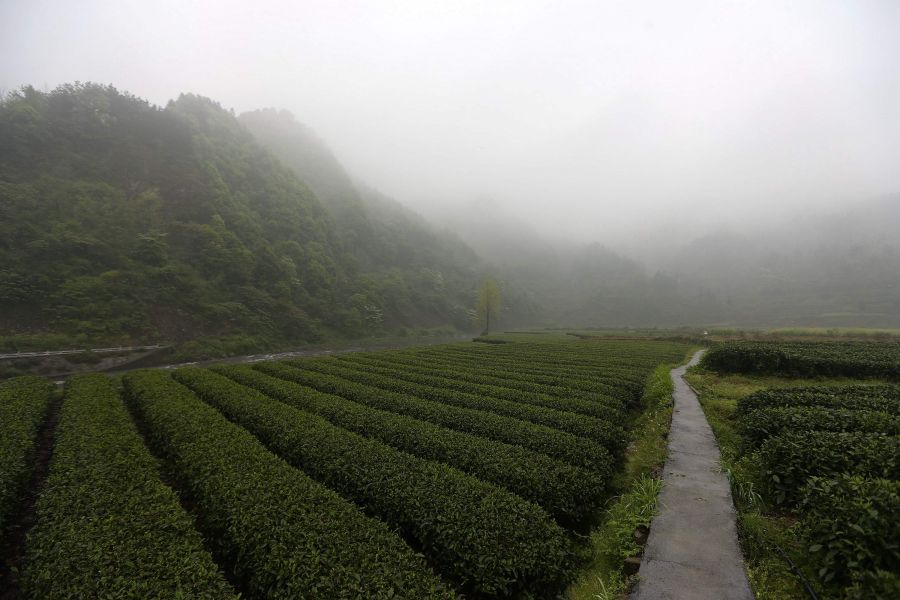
[631,350,754,600]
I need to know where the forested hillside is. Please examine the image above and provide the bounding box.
[0,84,485,352]
[238,109,500,329]
[2,83,897,355]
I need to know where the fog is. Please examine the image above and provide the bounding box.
[3,0,899,245]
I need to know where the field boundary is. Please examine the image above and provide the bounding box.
[632,350,754,600]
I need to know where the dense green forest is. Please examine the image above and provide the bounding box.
[0,84,498,353]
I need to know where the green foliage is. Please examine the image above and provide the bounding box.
[737,384,900,416]
[0,375,55,532]
[239,108,486,332]
[702,341,900,380]
[264,360,613,470]
[476,278,501,334]
[568,361,680,600]
[170,366,572,597]
[596,475,663,562]
[209,363,609,525]
[800,475,900,589]
[298,357,627,452]
[739,406,900,447]
[756,431,900,506]
[122,369,451,599]
[719,370,900,597]
[21,374,237,599]
[0,83,489,349]
[339,352,632,415]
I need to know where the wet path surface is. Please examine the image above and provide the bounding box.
[632,350,754,600]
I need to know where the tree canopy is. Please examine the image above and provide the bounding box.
[476,279,501,335]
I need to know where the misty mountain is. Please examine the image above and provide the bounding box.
[657,197,900,327]
[437,196,900,328]
[0,84,485,351]
[2,82,897,353]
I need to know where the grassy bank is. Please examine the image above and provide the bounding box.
[568,355,693,599]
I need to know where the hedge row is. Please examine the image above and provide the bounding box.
[299,359,626,451]
[756,431,900,506]
[431,344,655,375]
[22,374,237,599]
[800,475,900,589]
[340,351,647,392]
[702,341,900,379]
[333,354,629,414]
[173,367,571,597]
[737,385,900,416]
[122,370,451,600]
[0,375,55,533]
[739,406,900,447]
[339,350,641,399]
[441,341,688,369]
[337,353,635,409]
[418,346,654,384]
[211,364,608,525]
[350,346,649,387]
[256,361,613,471]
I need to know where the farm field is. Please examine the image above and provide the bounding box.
[690,341,900,599]
[0,338,689,599]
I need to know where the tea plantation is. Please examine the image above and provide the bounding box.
[702,343,900,598]
[0,338,687,598]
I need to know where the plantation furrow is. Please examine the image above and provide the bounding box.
[123,370,451,600]
[173,367,572,597]
[256,361,615,471]
[460,344,683,369]
[367,344,648,378]
[0,376,57,598]
[355,347,650,388]
[332,353,630,414]
[210,364,609,525]
[294,359,627,451]
[0,377,56,535]
[335,353,635,409]
[388,346,652,384]
[21,374,237,599]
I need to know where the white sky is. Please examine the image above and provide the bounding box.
[3,0,899,243]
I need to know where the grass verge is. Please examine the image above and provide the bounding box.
[567,358,687,599]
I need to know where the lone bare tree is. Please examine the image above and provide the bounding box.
[476,278,501,335]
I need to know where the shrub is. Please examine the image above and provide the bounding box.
[702,342,900,379]
[122,369,451,600]
[294,359,627,453]
[21,374,237,599]
[171,366,572,597]
[737,385,900,416]
[257,361,613,471]
[207,364,610,525]
[755,431,900,506]
[801,475,900,591]
[338,353,638,407]
[739,406,900,447]
[0,375,55,532]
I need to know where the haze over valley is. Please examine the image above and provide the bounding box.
[2,0,899,353]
